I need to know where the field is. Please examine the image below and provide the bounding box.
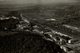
[0,3,80,53]
[20,3,80,39]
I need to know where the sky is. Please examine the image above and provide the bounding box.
[0,0,79,5]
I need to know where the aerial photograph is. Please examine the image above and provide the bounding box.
[0,0,80,53]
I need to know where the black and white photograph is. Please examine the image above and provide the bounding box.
[0,0,80,53]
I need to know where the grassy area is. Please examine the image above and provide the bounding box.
[0,31,65,53]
